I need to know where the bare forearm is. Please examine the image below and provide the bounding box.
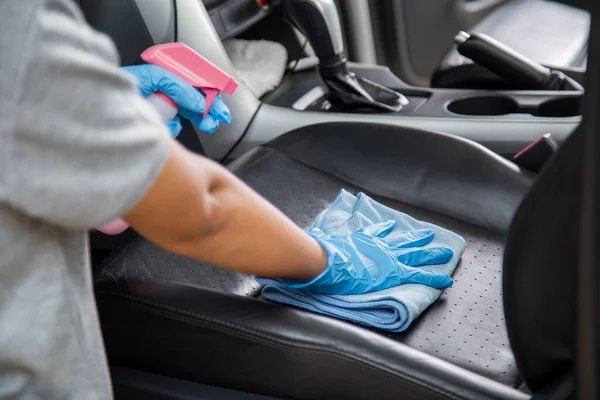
[180,165,326,279]
[125,142,327,281]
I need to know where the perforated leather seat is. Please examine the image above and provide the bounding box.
[432,0,590,89]
[96,128,522,386]
[95,122,537,399]
[95,117,587,400]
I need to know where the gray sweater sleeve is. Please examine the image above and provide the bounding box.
[1,0,170,229]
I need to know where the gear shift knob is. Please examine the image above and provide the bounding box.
[282,0,409,112]
[283,0,346,75]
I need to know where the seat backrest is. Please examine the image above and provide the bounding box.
[78,0,263,161]
[77,0,204,154]
[503,122,583,391]
[77,0,173,66]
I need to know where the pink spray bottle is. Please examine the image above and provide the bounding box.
[96,42,238,235]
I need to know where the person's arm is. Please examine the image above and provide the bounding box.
[124,140,328,281]
[6,1,447,294]
[2,0,324,283]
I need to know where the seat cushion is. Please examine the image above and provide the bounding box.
[432,0,590,89]
[95,137,522,387]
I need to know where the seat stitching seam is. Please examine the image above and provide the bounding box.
[159,310,460,400]
[98,291,465,400]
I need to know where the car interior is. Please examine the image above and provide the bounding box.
[78,0,598,398]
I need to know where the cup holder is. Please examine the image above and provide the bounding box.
[447,96,519,116]
[533,96,582,118]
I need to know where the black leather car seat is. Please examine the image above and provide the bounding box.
[81,0,581,398]
[96,122,535,399]
[432,0,590,89]
[94,118,591,400]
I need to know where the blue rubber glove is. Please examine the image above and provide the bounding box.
[278,220,454,295]
[121,64,231,137]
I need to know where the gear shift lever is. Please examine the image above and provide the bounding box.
[283,0,345,75]
[282,0,408,112]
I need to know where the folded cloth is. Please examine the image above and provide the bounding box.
[256,189,466,332]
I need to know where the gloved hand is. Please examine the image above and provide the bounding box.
[278,220,454,295]
[122,64,231,137]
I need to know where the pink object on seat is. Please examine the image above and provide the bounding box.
[96,42,238,236]
[96,218,130,235]
[141,42,238,118]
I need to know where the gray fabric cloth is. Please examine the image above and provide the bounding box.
[0,1,170,398]
[223,39,288,98]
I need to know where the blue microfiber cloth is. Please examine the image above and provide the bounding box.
[256,189,466,332]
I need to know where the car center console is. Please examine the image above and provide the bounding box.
[229,61,582,160]
[172,0,583,163]
[267,63,583,120]
[225,0,583,161]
